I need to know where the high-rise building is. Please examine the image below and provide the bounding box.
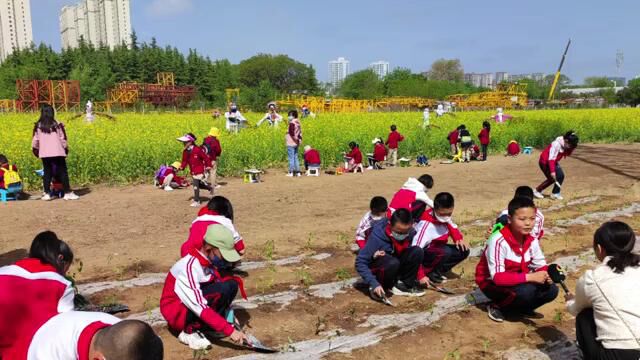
[328,57,350,89]
[369,61,389,79]
[60,0,131,49]
[0,0,33,63]
[495,72,510,84]
[464,72,494,88]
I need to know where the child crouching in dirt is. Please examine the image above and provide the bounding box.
[388,174,434,214]
[181,196,246,266]
[0,154,23,195]
[411,193,470,286]
[161,224,248,350]
[354,196,388,251]
[355,209,425,300]
[475,197,558,323]
[505,140,520,157]
[155,162,189,191]
[177,133,212,207]
[491,186,544,242]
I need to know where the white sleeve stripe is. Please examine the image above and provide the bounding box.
[186,258,207,308]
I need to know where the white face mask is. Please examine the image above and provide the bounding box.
[391,231,409,241]
[434,214,452,223]
[288,115,294,121]
[371,215,384,221]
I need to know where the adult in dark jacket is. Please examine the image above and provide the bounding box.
[355,209,425,300]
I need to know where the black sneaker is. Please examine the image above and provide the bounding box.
[487,304,505,322]
[428,273,444,284]
[392,281,425,297]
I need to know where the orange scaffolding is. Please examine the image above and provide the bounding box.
[105,72,196,108]
[277,95,438,113]
[16,80,81,112]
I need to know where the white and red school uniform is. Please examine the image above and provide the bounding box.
[354,211,384,249]
[412,209,464,279]
[180,207,245,257]
[0,258,75,359]
[475,227,548,307]
[540,136,574,173]
[27,311,119,360]
[388,177,433,216]
[498,208,545,241]
[160,249,246,337]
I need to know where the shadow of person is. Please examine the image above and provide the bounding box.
[73,187,92,196]
[0,249,27,266]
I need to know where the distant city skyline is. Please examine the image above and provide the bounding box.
[60,0,132,49]
[0,0,33,62]
[328,57,350,89]
[21,0,640,83]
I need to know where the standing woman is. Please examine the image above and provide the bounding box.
[32,104,79,201]
[534,131,579,200]
[565,221,640,359]
[285,110,302,177]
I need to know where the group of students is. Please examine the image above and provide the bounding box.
[0,231,163,359]
[447,122,491,162]
[352,174,640,359]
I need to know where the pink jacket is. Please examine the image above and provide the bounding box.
[32,124,68,159]
[285,119,302,147]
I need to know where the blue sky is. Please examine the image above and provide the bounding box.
[32,0,639,84]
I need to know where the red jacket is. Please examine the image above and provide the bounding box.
[0,258,75,359]
[386,131,404,149]
[346,148,362,164]
[507,142,520,156]
[475,226,548,296]
[0,163,18,189]
[478,128,490,145]
[203,136,222,162]
[304,149,321,164]
[373,143,387,162]
[180,208,245,257]
[448,129,459,145]
[181,145,211,175]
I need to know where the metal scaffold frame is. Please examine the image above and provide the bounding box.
[16,80,81,112]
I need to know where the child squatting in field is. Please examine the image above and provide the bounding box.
[177,133,212,207]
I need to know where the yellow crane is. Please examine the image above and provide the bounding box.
[548,39,571,101]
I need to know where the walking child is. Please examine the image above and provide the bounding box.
[177,133,212,207]
[478,121,491,161]
[385,125,404,166]
[475,197,558,322]
[202,127,222,194]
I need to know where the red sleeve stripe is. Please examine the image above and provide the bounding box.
[186,257,207,308]
[494,238,504,274]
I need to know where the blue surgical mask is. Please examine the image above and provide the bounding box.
[209,254,228,269]
[392,231,409,241]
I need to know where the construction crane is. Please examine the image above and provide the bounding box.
[548,39,571,101]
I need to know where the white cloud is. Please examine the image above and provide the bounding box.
[146,0,194,17]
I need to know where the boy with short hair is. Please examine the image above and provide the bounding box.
[385,125,404,167]
[475,197,558,322]
[27,311,163,360]
[178,133,212,207]
[354,196,388,250]
[202,127,222,194]
[161,224,248,350]
[412,193,470,285]
[388,174,434,214]
[355,209,425,300]
[493,186,545,242]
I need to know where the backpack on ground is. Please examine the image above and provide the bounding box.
[1,165,21,189]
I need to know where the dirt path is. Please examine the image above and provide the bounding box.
[1,144,639,359]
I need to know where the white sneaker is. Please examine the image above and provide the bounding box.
[286,172,294,177]
[533,190,544,199]
[295,172,302,177]
[63,192,79,200]
[214,185,222,189]
[550,193,564,200]
[41,193,52,201]
[178,331,211,350]
[164,186,174,192]
[190,201,200,207]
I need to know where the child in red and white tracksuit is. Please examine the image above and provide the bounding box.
[0,234,75,359]
[494,186,545,242]
[161,224,247,350]
[385,125,404,166]
[535,131,579,200]
[181,197,246,259]
[412,194,469,285]
[388,175,434,215]
[476,197,558,321]
[355,196,388,250]
[178,133,212,207]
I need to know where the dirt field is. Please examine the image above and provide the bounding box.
[1,143,639,360]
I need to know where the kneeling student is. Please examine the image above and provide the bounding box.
[354,196,388,250]
[355,209,425,300]
[27,311,163,360]
[475,197,558,322]
[161,224,248,350]
[411,193,470,286]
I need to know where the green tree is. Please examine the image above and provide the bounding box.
[617,78,640,106]
[426,59,464,82]
[238,54,318,94]
[338,70,383,99]
[584,76,614,88]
